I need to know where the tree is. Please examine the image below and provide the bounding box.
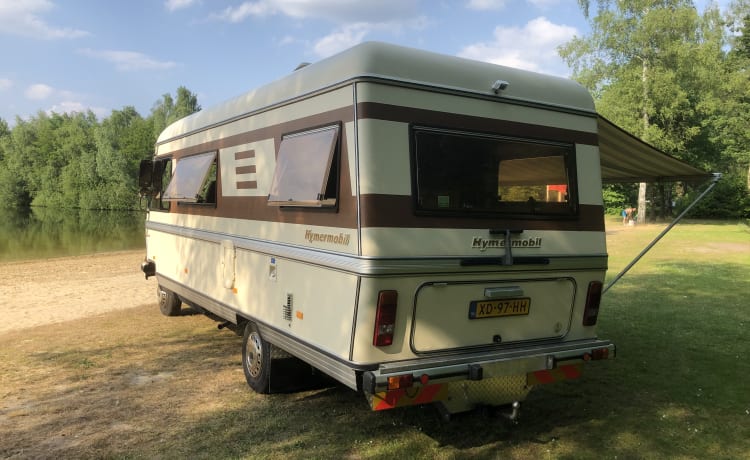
[711,5,750,191]
[150,86,201,138]
[0,87,200,211]
[92,107,155,209]
[560,0,728,220]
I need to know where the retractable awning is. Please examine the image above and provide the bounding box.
[597,115,721,294]
[598,116,712,183]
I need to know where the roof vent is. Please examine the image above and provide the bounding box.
[294,62,311,71]
[492,79,509,93]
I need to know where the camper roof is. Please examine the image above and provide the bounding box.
[158,41,711,185]
[157,41,595,144]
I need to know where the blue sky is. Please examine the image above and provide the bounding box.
[0,0,726,125]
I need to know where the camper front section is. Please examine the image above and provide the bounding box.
[351,81,615,413]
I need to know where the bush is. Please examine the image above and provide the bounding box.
[676,172,750,219]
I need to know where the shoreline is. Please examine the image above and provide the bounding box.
[0,250,156,334]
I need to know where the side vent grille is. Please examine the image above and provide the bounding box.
[283,293,293,322]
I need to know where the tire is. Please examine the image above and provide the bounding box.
[242,322,271,394]
[157,286,182,317]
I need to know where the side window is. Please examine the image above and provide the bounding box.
[267,125,340,207]
[154,158,172,211]
[163,151,218,205]
[412,127,577,217]
[138,157,173,211]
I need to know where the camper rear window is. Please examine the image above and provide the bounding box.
[412,127,577,217]
[162,151,217,204]
[268,125,339,207]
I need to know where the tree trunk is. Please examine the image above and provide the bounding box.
[638,58,649,225]
[637,182,647,224]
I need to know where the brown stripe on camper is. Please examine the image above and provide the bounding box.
[235,150,258,190]
[359,194,605,232]
[236,181,258,190]
[165,106,355,160]
[235,150,255,160]
[236,165,256,174]
[171,111,359,229]
[356,102,599,146]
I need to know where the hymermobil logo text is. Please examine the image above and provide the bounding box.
[471,237,542,252]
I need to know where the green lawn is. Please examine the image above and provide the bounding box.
[1,220,748,459]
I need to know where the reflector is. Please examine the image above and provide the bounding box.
[387,374,414,390]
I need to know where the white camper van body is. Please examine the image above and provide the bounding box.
[141,42,617,414]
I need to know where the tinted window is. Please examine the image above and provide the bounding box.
[268,125,339,207]
[163,151,217,203]
[154,158,172,211]
[412,127,576,217]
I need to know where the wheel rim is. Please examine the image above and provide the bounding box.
[245,331,264,378]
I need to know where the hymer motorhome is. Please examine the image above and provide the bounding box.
[139,42,711,417]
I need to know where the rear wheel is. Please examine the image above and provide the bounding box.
[242,322,271,393]
[157,286,182,316]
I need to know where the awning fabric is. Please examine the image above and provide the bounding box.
[597,116,712,183]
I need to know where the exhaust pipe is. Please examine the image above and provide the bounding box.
[217,321,231,330]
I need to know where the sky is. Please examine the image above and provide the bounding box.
[0,0,728,126]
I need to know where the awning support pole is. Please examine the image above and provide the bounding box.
[603,173,722,294]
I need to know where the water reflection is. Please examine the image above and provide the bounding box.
[0,207,145,262]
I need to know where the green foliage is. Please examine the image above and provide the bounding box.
[677,172,750,218]
[561,0,750,218]
[151,86,201,139]
[0,88,200,211]
[602,184,637,214]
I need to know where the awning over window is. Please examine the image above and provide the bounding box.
[597,116,712,183]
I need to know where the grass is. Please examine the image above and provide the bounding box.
[1,219,748,459]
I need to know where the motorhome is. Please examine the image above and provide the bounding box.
[139,42,711,417]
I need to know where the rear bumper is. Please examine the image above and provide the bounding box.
[362,338,615,395]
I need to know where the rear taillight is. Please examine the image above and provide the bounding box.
[582,281,603,326]
[388,374,413,390]
[373,290,397,346]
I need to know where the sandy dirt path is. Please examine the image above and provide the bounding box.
[0,250,156,334]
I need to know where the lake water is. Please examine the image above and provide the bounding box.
[0,207,146,262]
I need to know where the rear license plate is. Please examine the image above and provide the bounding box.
[469,298,531,319]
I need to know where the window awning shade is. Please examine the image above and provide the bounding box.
[597,116,712,183]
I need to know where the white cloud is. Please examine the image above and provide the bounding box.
[47,101,107,118]
[0,0,89,39]
[165,0,198,12]
[527,0,562,9]
[17,82,105,117]
[313,23,372,57]
[211,0,419,23]
[79,49,178,71]
[210,0,423,57]
[458,17,578,75]
[0,78,12,91]
[213,2,273,22]
[25,83,54,100]
[466,0,507,10]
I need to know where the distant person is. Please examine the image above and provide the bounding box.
[625,206,634,223]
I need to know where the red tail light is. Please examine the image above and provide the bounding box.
[582,281,603,326]
[373,290,397,346]
[387,374,413,390]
